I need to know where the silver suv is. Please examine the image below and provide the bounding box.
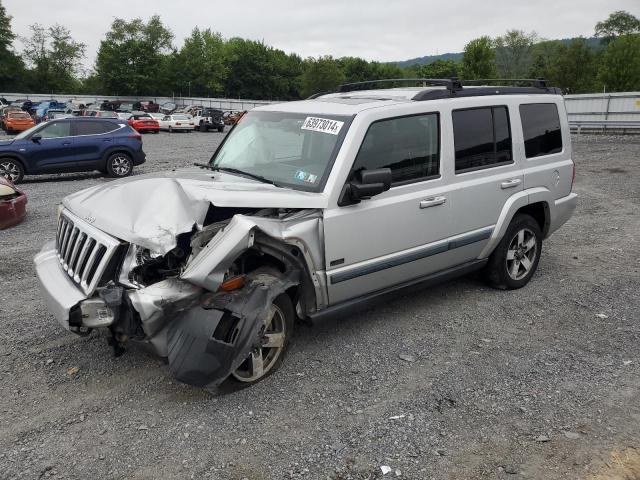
[35,79,577,389]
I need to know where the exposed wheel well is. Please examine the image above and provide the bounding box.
[233,242,315,319]
[515,202,550,237]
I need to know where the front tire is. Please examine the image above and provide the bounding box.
[484,213,542,290]
[106,153,133,178]
[0,158,24,183]
[229,292,294,386]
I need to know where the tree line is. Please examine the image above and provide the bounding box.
[0,3,638,99]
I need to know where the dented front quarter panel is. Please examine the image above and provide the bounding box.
[180,210,327,308]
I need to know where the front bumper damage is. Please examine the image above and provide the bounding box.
[33,210,311,387]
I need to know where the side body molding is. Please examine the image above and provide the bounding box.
[478,187,550,259]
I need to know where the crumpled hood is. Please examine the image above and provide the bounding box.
[63,168,328,253]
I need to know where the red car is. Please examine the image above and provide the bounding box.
[128,114,160,134]
[0,176,27,229]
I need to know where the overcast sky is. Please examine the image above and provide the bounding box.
[4,0,639,71]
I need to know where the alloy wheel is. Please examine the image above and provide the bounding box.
[0,161,20,182]
[506,227,537,281]
[232,304,287,383]
[110,156,131,176]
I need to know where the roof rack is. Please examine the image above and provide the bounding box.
[314,77,560,101]
[461,78,548,88]
[338,78,463,93]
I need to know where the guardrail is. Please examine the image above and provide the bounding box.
[569,120,640,134]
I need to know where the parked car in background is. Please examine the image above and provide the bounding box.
[0,97,8,108]
[2,111,36,133]
[128,113,160,134]
[1,106,25,127]
[186,106,225,132]
[0,118,146,183]
[0,176,27,229]
[160,102,177,114]
[134,101,160,113]
[117,112,133,120]
[87,110,119,118]
[223,110,246,125]
[44,109,69,121]
[148,113,164,122]
[159,113,194,132]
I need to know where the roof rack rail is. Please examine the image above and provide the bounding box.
[338,78,463,93]
[461,78,548,88]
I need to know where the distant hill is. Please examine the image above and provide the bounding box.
[393,36,600,68]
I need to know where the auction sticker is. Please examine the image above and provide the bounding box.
[302,117,344,135]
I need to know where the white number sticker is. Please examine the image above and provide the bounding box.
[301,117,344,135]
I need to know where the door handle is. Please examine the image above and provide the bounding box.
[62,142,72,146]
[500,178,522,189]
[419,196,446,209]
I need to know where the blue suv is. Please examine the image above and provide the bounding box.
[0,118,146,183]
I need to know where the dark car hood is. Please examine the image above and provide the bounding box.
[63,168,328,254]
[0,139,15,147]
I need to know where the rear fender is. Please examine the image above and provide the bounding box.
[478,187,551,259]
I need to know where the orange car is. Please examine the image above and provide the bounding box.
[3,111,35,133]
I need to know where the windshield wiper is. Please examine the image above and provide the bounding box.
[193,162,280,187]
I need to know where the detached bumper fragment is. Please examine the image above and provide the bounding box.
[167,270,299,388]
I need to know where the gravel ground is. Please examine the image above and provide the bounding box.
[0,131,639,480]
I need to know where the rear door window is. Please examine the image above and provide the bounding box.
[74,121,110,136]
[519,103,562,158]
[452,106,513,173]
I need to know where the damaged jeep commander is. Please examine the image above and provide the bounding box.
[34,79,577,389]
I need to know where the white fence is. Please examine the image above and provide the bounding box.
[0,92,281,111]
[564,92,640,128]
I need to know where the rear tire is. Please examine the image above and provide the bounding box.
[484,213,542,290]
[0,158,24,183]
[199,122,207,132]
[217,126,224,133]
[168,126,173,133]
[106,152,133,178]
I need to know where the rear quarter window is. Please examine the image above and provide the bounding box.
[519,103,563,158]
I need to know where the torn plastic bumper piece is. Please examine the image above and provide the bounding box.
[167,270,298,388]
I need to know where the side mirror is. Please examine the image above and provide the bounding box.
[31,134,42,143]
[338,168,392,206]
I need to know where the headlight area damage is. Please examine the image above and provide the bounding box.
[42,203,325,388]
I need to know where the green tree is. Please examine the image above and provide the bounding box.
[414,59,459,78]
[22,23,85,93]
[172,28,227,97]
[595,10,640,42]
[300,56,344,98]
[530,39,599,93]
[95,15,173,95]
[494,30,537,78]
[0,0,25,91]
[461,36,496,79]
[598,34,640,91]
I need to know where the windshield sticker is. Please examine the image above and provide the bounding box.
[294,170,319,184]
[301,117,344,135]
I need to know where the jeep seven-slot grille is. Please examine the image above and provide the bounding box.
[55,211,121,295]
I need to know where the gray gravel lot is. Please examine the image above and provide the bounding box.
[0,131,639,480]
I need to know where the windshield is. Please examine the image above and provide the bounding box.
[211,111,351,192]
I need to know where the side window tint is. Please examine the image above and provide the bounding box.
[76,121,108,135]
[352,113,440,184]
[39,121,71,138]
[453,106,512,173]
[519,103,562,158]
